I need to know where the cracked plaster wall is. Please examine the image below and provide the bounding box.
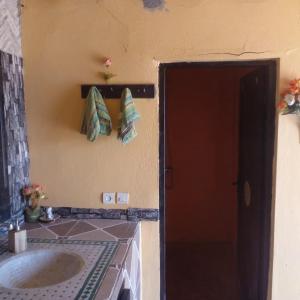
[22,1,300,299]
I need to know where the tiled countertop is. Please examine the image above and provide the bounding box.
[1,219,141,300]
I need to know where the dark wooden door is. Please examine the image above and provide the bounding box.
[237,67,274,300]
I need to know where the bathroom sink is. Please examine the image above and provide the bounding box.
[0,249,84,289]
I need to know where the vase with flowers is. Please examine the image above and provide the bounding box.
[22,184,48,223]
[278,79,300,115]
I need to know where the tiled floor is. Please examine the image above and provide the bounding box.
[166,242,240,300]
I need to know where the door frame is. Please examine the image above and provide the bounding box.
[159,59,277,300]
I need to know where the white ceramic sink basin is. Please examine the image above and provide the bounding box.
[0,249,85,289]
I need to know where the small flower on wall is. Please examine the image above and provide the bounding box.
[278,79,300,115]
[104,57,112,68]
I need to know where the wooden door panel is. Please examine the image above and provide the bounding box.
[238,67,267,300]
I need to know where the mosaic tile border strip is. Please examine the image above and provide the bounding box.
[50,207,159,221]
[75,241,117,300]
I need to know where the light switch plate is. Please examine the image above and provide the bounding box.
[102,192,115,205]
[117,192,129,204]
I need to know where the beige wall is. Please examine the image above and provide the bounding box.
[22,1,300,299]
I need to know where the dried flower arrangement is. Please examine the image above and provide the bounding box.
[278,79,300,115]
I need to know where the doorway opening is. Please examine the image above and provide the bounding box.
[159,60,276,300]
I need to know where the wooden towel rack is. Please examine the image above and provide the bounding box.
[81,84,155,99]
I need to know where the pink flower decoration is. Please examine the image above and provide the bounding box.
[22,184,45,197]
[23,187,32,196]
[31,184,42,191]
[104,58,112,68]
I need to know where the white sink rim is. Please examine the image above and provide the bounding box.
[0,249,85,289]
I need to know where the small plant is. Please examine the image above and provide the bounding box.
[23,184,48,223]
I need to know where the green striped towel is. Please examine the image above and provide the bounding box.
[81,86,112,142]
[118,88,140,144]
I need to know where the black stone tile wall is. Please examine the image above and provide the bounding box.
[0,50,30,227]
[50,207,159,221]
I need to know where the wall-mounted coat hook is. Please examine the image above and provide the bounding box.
[81,84,155,99]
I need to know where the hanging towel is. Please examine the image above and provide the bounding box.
[81,86,112,142]
[118,88,140,144]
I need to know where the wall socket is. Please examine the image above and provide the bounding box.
[117,192,129,204]
[102,192,115,205]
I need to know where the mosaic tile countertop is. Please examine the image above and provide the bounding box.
[0,219,141,300]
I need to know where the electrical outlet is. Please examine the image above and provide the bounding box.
[117,192,129,204]
[102,192,115,205]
